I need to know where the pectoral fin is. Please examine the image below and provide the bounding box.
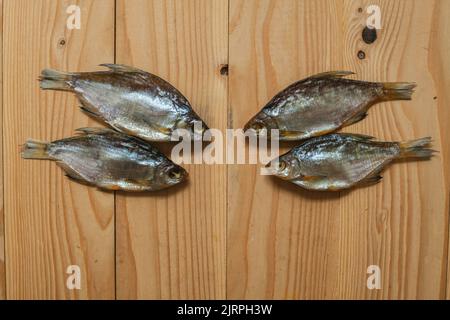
[111,118,172,137]
[152,124,172,135]
[279,130,306,140]
[98,179,148,192]
[302,175,326,182]
[96,181,122,191]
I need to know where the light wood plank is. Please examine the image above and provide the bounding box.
[337,0,448,300]
[228,0,449,299]
[427,0,450,300]
[3,0,115,299]
[116,0,227,299]
[0,0,5,300]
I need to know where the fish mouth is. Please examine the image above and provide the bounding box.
[265,159,293,179]
[165,165,189,184]
[188,117,209,140]
[201,121,209,132]
[264,161,280,176]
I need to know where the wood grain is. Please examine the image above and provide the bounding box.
[0,0,449,300]
[3,0,115,299]
[228,0,449,299]
[115,0,227,299]
[427,0,450,299]
[0,0,5,300]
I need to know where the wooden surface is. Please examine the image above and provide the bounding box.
[115,0,227,299]
[0,0,449,300]
[428,0,450,300]
[3,0,115,299]
[228,0,449,299]
[0,0,4,300]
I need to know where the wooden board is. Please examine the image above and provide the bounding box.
[0,0,5,300]
[115,0,228,299]
[228,0,449,299]
[1,0,449,300]
[3,0,115,299]
[427,0,450,300]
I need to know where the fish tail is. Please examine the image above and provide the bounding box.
[397,137,436,159]
[39,69,75,91]
[21,139,54,160]
[380,82,416,101]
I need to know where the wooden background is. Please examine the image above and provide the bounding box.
[0,0,449,299]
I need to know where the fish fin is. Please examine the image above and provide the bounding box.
[65,173,87,184]
[152,124,172,135]
[97,182,122,191]
[338,133,375,141]
[302,175,326,182]
[21,139,54,160]
[113,121,171,139]
[397,137,436,159]
[80,106,105,121]
[380,82,416,101]
[359,174,383,186]
[98,180,151,192]
[109,123,138,137]
[343,112,368,127]
[100,63,143,73]
[56,162,87,183]
[327,185,343,192]
[279,130,306,140]
[39,69,75,91]
[75,127,116,135]
[307,71,355,80]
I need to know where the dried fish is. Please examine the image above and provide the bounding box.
[40,64,208,141]
[245,71,415,140]
[267,133,434,191]
[21,128,188,191]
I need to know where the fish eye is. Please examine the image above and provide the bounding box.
[277,160,287,171]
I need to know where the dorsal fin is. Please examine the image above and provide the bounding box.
[307,71,355,80]
[100,63,144,73]
[75,127,116,135]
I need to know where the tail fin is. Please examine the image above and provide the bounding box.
[21,139,54,160]
[397,137,436,159]
[380,82,416,101]
[39,69,75,91]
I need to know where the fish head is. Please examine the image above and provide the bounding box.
[158,163,189,187]
[265,153,301,180]
[175,112,209,140]
[266,152,329,189]
[244,112,278,135]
